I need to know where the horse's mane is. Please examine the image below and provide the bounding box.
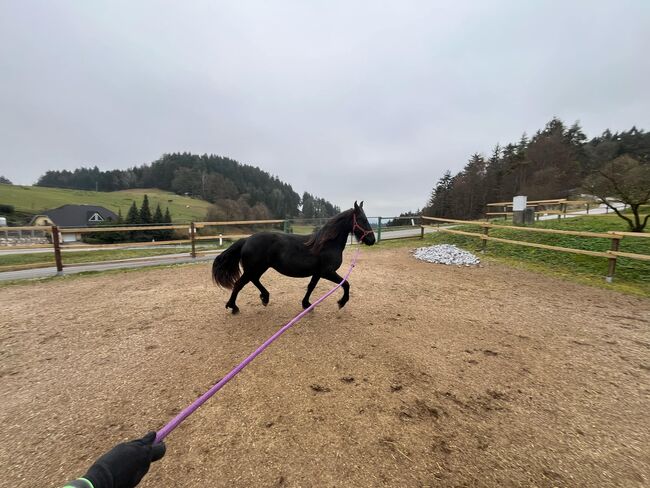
[304,209,353,253]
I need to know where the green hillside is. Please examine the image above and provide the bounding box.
[0,184,212,222]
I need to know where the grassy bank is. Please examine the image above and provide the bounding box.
[0,184,212,222]
[369,215,649,296]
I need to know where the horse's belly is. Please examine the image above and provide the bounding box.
[271,263,314,278]
[270,248,318,277]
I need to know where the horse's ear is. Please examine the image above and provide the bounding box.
[354,201,359,211]
[360,201,364,209]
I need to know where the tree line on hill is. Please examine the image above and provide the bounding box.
[84,195,174,243]
[423,119,650,231]
[36,153,340,220]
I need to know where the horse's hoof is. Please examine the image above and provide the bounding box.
[261,294,269,306]
[337,300,347,309]
[302,301,311,310]
[231,306,240,315]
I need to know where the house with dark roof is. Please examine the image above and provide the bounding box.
[30,205,118,242]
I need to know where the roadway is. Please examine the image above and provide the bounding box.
[0,253,219,281]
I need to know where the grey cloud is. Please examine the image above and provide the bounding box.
[1,0,649,216]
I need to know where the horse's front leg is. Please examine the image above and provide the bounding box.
[321,271,350,309]
[302,275,320,309]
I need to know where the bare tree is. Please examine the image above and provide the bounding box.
[583,155,650,232]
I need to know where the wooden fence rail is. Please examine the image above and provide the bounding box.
[0,219,284,274]
[484,199,626,221]
[421,215,649,282]
[4,216,647,279]
[196,219,285,227]
[0,225,52,231]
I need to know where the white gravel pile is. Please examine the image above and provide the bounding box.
[412,244,480,266]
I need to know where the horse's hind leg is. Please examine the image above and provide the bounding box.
[321,271,350,309]
[251,277,270,306]
[225,273,251,314]
[302,275,320,309]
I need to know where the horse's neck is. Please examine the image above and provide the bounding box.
[329,217,352,252]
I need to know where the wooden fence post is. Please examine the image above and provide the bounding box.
[51,225,63,275]
[190,222,196,258]
[606,236,620,283]
[420,218,424,239]
[377,217,382,242]
[481,225,489,253]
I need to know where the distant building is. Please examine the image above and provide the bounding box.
[30,204,118,242]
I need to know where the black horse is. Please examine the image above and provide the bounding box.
[212,201,375,314]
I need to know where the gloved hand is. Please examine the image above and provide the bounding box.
[84,432,166,488]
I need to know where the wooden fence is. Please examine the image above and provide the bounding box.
[485,199,621,220]
[421,216,650,282]
[0,219,286,274]
[0,216,414,275]
[4,215,648,281]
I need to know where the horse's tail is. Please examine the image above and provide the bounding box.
[212,238,246,288]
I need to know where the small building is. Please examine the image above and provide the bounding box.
[30,204,118,242]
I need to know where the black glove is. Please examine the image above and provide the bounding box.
[83,432,166,488]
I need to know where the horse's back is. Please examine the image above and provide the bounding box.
[241,232,318,277]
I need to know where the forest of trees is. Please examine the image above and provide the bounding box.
[423,119,650,220]
[300,192,340,219]
[83,194,173,243]
[36,153,339,220]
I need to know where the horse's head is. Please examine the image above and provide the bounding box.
[352,201,376,246]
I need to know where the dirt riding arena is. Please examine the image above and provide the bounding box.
[1,247,649,487]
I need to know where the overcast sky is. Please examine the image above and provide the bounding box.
[1,1,649,216]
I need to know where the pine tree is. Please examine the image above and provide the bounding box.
[153,203,163,223]
[151,203,164,240]
[139,195,152,224]
[126,201,140,224]
[162,207,173,240]
[424,171,453,217]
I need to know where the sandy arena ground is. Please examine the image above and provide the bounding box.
[1,247,649,487]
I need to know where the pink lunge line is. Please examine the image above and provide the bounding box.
[155,249,361,443]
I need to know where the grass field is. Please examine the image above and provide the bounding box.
[0,184,212,222]
[413,215,650,296]
[292,224,316,235]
